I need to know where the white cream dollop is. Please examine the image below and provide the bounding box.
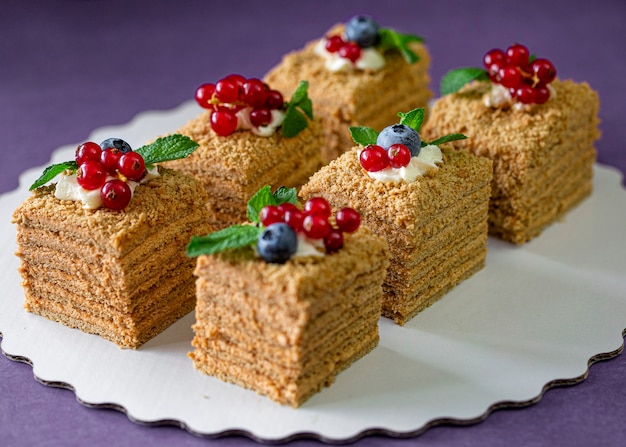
[483,82,556,111]
[236,107,285,137]
[363,144,443,184]
[314,39,385,72]
[293,233,325,258]
[54,166,159,210]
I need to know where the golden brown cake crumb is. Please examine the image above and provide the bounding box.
[421,79,600,244]
[264,24,432,163]
[300,146,492,324]
[162,112,323,230]
[13,168,211,349]
[189,227,389,407]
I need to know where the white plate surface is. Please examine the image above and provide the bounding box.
[1,101,625,443]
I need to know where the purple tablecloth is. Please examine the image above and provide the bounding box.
[2,1,625,445]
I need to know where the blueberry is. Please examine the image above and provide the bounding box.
[257,223,297,264]
[100,138,132,153]
[376,124,422,156]
[345,15,380,48]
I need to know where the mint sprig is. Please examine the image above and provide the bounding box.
[188,185,298,257]
[186,225,262,257]
[29,161,78,191]
[135,134,199,166]
[281,81,313,138]
[440,67,489,96]
[349,107,466,149]
[378,28,424,64]
[28,134,199,191]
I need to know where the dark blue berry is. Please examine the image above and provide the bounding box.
[376,124,422,156]
[345,15,380,48]
[257,223,297,264]
[100,138,132,153]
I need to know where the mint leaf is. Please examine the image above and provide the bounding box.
[398,108,425,132]
[29,161,78,191]
[135,134,199,165]
[424,133,467,147]
[272,186,298,205]
[440,67,489,96]
[349,126,379,146]
[378,28,423,64]
[186,225,262,257]
[281,80,313,138]
[247,185,277,223]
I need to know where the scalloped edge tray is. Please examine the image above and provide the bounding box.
[1,101,625,443]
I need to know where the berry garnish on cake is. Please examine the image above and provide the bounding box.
[194,75,312,137]
[187,185,361,263]
[29,134,199,210]
[316,14,424,71]
[349,108,467,182]
[440,43,557,108]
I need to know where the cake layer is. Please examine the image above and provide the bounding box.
[162,112,324,229]
[421,79,600,244]
[13,168,211,348]
[264,24,432,162]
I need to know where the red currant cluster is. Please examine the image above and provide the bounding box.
[483,43,557,105]
[324,35,362,63]
[359,143,411,172]
[259,197,361,252]
[74,141,146,210]
[195,74,285,137]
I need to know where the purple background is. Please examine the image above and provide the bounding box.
[1,1,625,446]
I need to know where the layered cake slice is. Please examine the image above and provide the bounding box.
[422,43,600,244]
[300,109,493,325]
[187,187,389,407]
[264,15,432,163]
[161,75,323,230]
[13,136,211,349]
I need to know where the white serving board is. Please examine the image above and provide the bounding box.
[1,101,624,443]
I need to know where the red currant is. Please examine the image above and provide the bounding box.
[250,107,272,127]
[277,202,298,215]
[534,85,551,104]
[531,58,556,84]
[241,78,268,108]
[215,78,240,103]
[76,161,107,190]
[515,85,536,104]
[387,144,412,168]
[265,90,284,110]
[260,205,283,227]
[302,214,331,239]
[359,145,390,172]
[324,229,344,252]
[101,179,132,210]
[303,197,331,218]
[75,142,102,165]
[497,65,522,89]
[100,147,123,174]
[284,209,305,232]
[117,152,146,181]
[506,43,530,67]
[338,41,361,63]
[195,83,216,109]
[223,73,246,90]
[325,35,344,53]
[483,49,506,70]
[210,109,238,136]
[335,208,360,233]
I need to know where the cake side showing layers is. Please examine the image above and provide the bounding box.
[264,24,432,163]
[162,112,323,230]
[300,147,492,324]
[13,168,211,348]
[421,79,600,244]
[189,227,389,407]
